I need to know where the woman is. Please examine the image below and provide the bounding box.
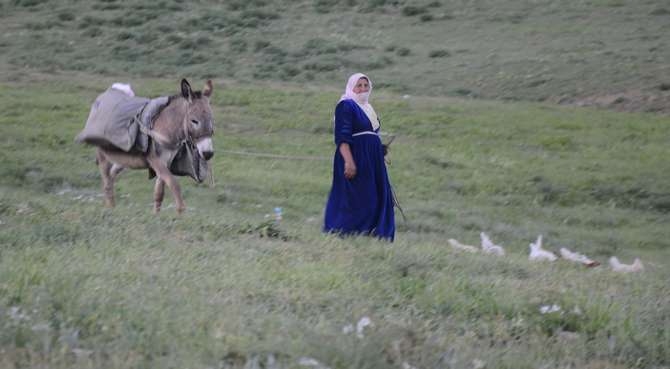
[323,73,395,241]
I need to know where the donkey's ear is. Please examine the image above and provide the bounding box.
[203,80,213,97]
[181,79,193,100]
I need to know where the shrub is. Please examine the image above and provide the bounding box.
[364,0,387,10]
[230,39,248,52]
[428,49,450,58]
[253,63,276,79]
[239,220,290,240]
[396,47,410,56]
[337,42,362,51]
[195,36,212,45]
[254,40,270,52]
[303,38,338,55]
[57,12,75,22]
[233,9,279,28]
[402,5,426,16]
[78,16,106,29]
[228,0,268,11]
[25,21,56,30]
[13,0,49,7]
[304,61,340,72]
[179,39,199,50]
[186,13,228,31]
[157,25,173,33]
[176,52,206,66]
[116,31,134,41]
[166,34,183,44]
[262,46,288,63]
[82,27,103,38]
[420,14,433,22]
[111,14,144,27]
[280,66,301,80]
[364,55,393,69]
[314,0,342,14]
[136,32,158,44]
[452,87,475,97]
[92,3,122,10]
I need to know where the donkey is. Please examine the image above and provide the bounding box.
[95,79,215,214]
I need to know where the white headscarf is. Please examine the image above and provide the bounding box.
[339,73,379,131]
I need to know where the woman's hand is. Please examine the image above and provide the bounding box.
[339,143,357,179]
[344,160,357,179]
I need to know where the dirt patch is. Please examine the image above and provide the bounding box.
[554,89,670,114]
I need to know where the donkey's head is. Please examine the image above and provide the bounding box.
[181,79,215,160]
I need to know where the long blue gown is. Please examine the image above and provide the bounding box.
[323,99,395,241]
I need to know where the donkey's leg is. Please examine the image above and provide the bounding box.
[153,178,166,214]
[105,163,125,206]
[96,149,115,207]
[148,159,185,214]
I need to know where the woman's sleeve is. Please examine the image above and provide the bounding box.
[334,101,353,146]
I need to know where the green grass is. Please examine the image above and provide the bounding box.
[0,74,669,368]
[1,0,669,112]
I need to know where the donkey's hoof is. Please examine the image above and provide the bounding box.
[177,206,186,214]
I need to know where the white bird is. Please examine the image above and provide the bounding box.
[355,316,372,338]
[480,232,505,256]
[559,247,600,267]
[609,257,644,273]
[448,238,479,253]
[298,357,332,369]
[528,235,557,261]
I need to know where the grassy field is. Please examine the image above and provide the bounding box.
[0,74,669,368]
[1,0,669,112]
[1,0,670,368]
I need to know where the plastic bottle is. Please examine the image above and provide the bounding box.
[273,207,283,224]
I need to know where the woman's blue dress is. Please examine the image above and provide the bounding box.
[324,99,395,241]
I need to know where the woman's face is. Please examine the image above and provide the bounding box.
[353,78,370,94]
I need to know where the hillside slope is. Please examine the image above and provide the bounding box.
[1,0,669,112]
